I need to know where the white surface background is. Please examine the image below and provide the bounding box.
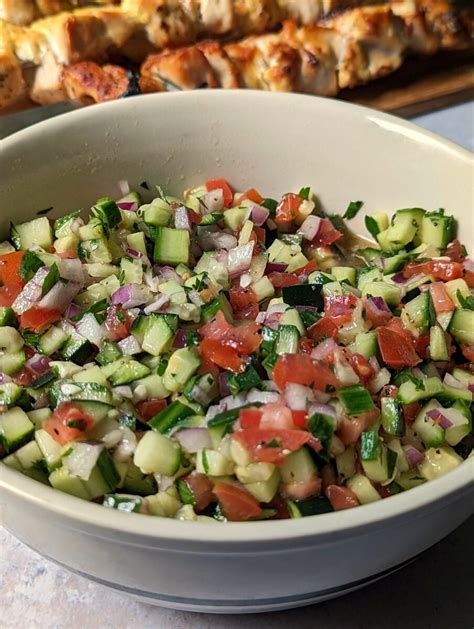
[1,101,473,628]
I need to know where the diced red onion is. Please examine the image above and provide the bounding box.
[188,290,204,307]
[391,272,406,284]
[427,408,453,428]
[443,373,467,390]
[117,201,138,212]
[412,367,425,380]
[65,303,82,319]
[220,393,247,410]
[58,259,84,283]
[463,258,474,273]
[174,428,212,453]
[126,248,151,268]
[308,402,337,418]
[38,280,81,312]
[174,206,192,231]
[76,313,106,347]
[112,284,150,309]
[112,385,133,399]
[251,205,270,226]
[118,335,142,355]
[297,215,321,241]
[206,402,226,422]
[143,294,169,314]
[240,272,252,288]
[190,384,213,407]
[295,305,319,313]
[156,266,182,284]
[403,445,425,468]
[469,384,474,393]
[246,390,280,405]
[433,361,450,377]
[368,296,391,314]
[227,242,254,278]
[0,373,12,384]
[118,179,130,196]
[172,329,187,349]
[33,393,50,409]
[114,425,137,462]
[284,383,314,410]
[200,189,224,214]
[12,266,51,314]
[218,372,231,397]
[199,230,238,252]
[64,442,103,480]
[311,338,337,360]
[369,356,381,371]
[266,261,287,273]
[26,354,50,375]
[216,250,228,265]
[156,474,176,492]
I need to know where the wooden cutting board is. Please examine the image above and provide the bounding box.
[342,49,474,117]
[2,50,473,121]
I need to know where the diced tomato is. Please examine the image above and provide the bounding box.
[310,218,342,247]
[200,311,261,354]
[349,353,375,385]
[20,307,60,333]
[259,404,294,430]
[428,282,455,314]
[104,305,131,342]
[275,193,302,224]
[233,428,310,466]
[320,463,337,492]
[43,402,94,446]
[200,338,244,373]
[206,178,234,208]
[444,239,464,262]
[281,476,322,501]
[464,270,474,288]
[402,402,421,424]
[14,367,34,386]
[136,399,167,421]
[363,297,393,328]
[0,251,25,286]
[267,495,291,519]
[325,485,359,510]
[307,316,338,343]
[57,248,77,260]
[229,285,259,320]
[293,259,318,276]
[324,294,357,325]
[380,385,398,398]
[376,325,421,368]
[415,333,430,359]
[460,345,474,363]
[197,354,220,381]
[188,209,202,225]
[268,272,299,288]
[181,472,214,512]
[213,482,262,521]
[291,410,308,429]
[299,337,314,355]
[0,283,22,307]
[307,435,324,453]
[337,408,380,446]
[239,188,264,205]
[273,353,339,393]
[239,407,263,429]
[403,260,463,282]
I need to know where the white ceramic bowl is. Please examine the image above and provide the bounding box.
[0,92,473,614]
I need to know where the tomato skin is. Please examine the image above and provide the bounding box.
[376,325,421,368]
[233,429,310,465]
[206,178,234,208]
[428,282,454,313]
[0,283,22,307]
[57,248,77,260]
[337,409,380,446]
[460,344,474,363]
[293,259,318,276]
[188,209,202,225]
[402,402,421,424]
[43,402,94,445]
[268,272,299,288]
[14,367,34,386]
[415,333,430,359]
[325,485,359,510]
[444,239,464,262]
[199,311,261,367]
[363,297,393,328]
[104,305,131,342]
[181,472,214,512]
[20,307,61,333]
[310,218,342,247]
[464,270,474,288]
[213,482,262,521]
[307,317,338,343]
[275,193,302,224]
[281,476,322,501]
[0,251,24,286]
[403,260,463,281]
[239,408,263,429]
[273,353,339,393]
[229,285,259,321]
[299,337,314,355]
[239,188,264,205]
[200,338,245,373]
[291,410,308,429]
[324,294,357,325]
[349,353,374,384]
[136,399,167,421]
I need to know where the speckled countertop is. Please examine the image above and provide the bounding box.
[1,102,473,629]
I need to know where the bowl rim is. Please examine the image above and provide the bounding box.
[1,91,473,546]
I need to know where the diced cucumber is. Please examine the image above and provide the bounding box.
[154,227,190,266]
[73,401,112,423]
[361,446,395,484]
[73,365,108,386]
[133,373,170,400]
[0,350,26,376]
[201,294,233,322]
[163,348,201,393]
[280,307,305,336]
[223,206,250,231]
[78,218,104,240]
[357,268,383,291]
[251,276,275,302]
[336,446,356,481]
[38,325,68,355]
[78,238,112,264]
[275,324,300,354]
[244,468,280,503]
[444,279,470,307]
[418,446,462,481]
[141,200,172,226]
[120,258,143,285]
[35,428,63,470]
[401,291,433,336]
[11,217,53,250]
[121,463,157,496]
[196,449,235,476]
[413,400,445,447]
[159,280,187,305]
[126,232,147,256]
[362,282,401,307]
[397,377,443,404]
[280,448,317,484]
[49,466,90,499]
[429,325,449,361]
[349,331,378,359]
[27,408,52,428]
[381,397,404,436]
[108,360,151,386]
[418,214,453,249]
[59,331,94,365]
[397,470,426,490]
[49,380,113,409]
[133,431,181,475]
[0,407,34,453]
[309,271,336,285]
[338,385,376,415]
[448,309,474,346]
[347,474,381,504]
[442,402,471,446]
[132,314,177,356]
[148,400,195,435]
[0,307,17,327]
[451,368,474,388]
[96,339,123,366]
[91,198,122,231]
[386,208,425,248]
[332,266,357,285]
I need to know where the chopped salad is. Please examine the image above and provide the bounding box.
[0,179,472,522]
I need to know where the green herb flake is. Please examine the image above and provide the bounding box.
[343,200,364,220]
